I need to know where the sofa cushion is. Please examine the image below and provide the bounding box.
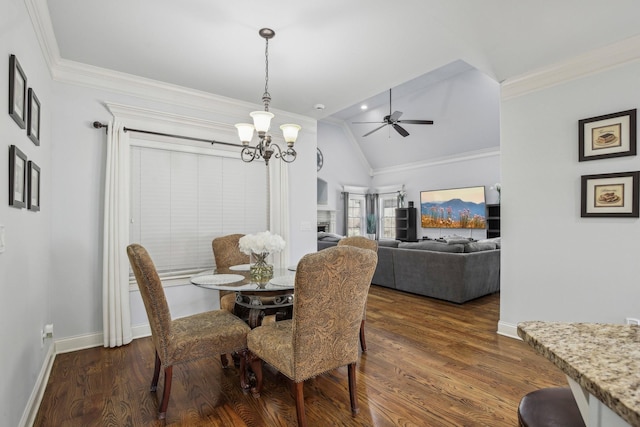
[464,241,498,253]
[377,239,400,248]
[398,241,465,253]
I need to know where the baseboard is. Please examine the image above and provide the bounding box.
[497,320,520,340]
[54,324,152,354]
[19,344,55,427]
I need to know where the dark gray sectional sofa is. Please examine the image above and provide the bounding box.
[318,237,500,304]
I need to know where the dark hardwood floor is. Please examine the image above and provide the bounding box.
[34,286,565,426]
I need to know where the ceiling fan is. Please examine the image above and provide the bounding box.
[354,89,434,137]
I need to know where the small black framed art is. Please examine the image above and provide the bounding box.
[28,160,41,211]
[9,54,27,129]
[27,88,41,146]
[9,145,27,209]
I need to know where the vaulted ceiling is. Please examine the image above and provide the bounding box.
[43,0,640,168]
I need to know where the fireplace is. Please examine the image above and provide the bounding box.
[317,208,336,234]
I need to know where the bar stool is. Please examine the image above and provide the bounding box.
[518,387,586,427]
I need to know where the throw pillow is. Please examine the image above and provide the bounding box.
[464,241,498,253]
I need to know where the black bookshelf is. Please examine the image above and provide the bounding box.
[395,207,417,242]
[486,204,500,238]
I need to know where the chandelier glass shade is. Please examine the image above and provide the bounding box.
[236,28,301,165]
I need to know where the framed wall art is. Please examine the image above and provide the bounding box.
[581,171,639,218]
[9,145,27,209]
[579,109,636,161]
[8,54,27,129]
[27,88,41,145]
[28,160,40,211]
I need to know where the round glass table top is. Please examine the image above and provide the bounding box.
[190,268,295,291]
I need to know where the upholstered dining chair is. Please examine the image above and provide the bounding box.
[212,233,249,312]
[337,235,378,352]
[127,244,251,420]
[246,245,378,427]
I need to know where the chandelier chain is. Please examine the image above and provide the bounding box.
[263,38,271,111]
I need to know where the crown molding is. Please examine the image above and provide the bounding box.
[502,34,640,101]
[25,0,316,131]
[372,147,500,176]
[24,0,60,75]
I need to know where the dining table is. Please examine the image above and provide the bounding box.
[191,264,297,391]
[190,265,296,328]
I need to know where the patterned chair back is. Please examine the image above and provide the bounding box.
[290,245,377,381]
[127,244,172,361]
[212,234,249,269]
[337,236,378,252]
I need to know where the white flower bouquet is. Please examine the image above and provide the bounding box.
[238,231,286,256]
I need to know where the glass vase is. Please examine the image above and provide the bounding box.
[250,252,273,286]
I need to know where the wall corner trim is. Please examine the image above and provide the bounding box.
[19,344,55,427]
[502,34,640,101]
[497,320,520,340]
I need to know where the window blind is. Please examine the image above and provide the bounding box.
[130,144,267,277]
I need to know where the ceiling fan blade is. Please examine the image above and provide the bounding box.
[389,111,403,122]
[397,119,434,125]
[392,124,409,137]
[363,124,388,137]
[352,121,385,124]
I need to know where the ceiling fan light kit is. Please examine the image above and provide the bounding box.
[235,28,301,165]
[354,89,434,137]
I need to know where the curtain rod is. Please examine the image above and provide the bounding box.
[92,121,245,148]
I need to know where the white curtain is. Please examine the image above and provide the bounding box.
[269,160,290,269]
[102,120,132,347]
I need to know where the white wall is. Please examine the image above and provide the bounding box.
[1,1,53,425]
[317,121,372,233]
[371,153,501,240]
[500,59,640,329]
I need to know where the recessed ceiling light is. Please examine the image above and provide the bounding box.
[314,104,325,110]
[360,104,368,110]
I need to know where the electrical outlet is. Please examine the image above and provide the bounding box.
[625,317,640,325]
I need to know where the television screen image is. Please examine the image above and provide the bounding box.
[420,186,486,229]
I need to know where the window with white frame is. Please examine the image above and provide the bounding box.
[129,139,267,279]
[347,195,366,236]
[379,195,398,239]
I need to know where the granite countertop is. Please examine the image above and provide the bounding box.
[518,321,640,427]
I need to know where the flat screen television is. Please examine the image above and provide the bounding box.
[420,186,486,229]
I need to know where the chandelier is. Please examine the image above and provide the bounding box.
[235,28,301,166]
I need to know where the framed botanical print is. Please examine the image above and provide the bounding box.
[578,109,637,161]
[581,171,639,217]
[28,160,40,211]
[9,54,27,129]
[9,145,27,209]
[27,88,41,146]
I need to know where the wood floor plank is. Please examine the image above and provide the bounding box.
[34,287,566,426]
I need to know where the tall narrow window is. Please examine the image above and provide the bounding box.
[379,195,398,239]
[347,195,365,236]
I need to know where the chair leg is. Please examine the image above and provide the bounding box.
[294,381,307,427]
[150,351,161,392]
[359,319,367,352]
[348,363,359,415]
[158,365,173,420]
[249,353,264,398]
